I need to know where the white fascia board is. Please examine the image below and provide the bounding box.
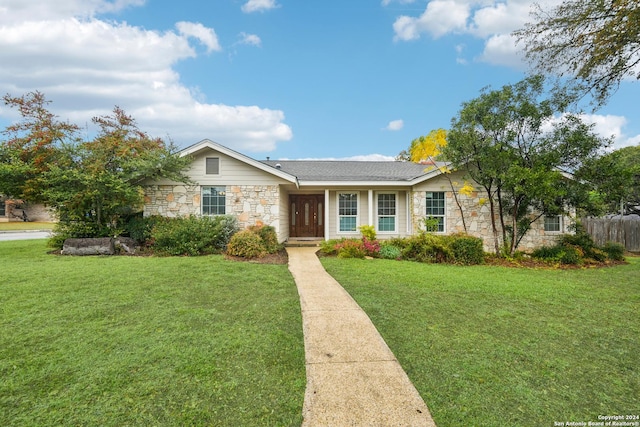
[299,180,416,187]
[180,139,299,187]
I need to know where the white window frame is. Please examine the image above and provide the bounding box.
[544,215,562,233]
[376,192,397,233]
[337,192,359,234]
[425,191,446,233]
[202,186,226,216]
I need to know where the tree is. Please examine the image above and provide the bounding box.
[405,129,475,233]
[445,75,607,256]
[408,129,447,161]
[0,92,80,199]
[576,145,640,216]
[1,93,192,238]
[514,0,640,106]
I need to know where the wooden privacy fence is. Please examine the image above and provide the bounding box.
[581,218,640,252]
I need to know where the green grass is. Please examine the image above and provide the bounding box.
[0,240,305,426]
[0,221,55,231]
[321,257,640,427]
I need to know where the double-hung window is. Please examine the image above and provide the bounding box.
[377,193,396,232]
[544,215,561,232]
[338,193,358,232]
[425,191,445,232]
[202,186,226,215]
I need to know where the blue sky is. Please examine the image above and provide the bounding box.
[0,0,638,160]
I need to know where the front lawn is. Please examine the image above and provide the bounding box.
[0,221,55,231]
[321,257,640,427]
[0,240,305,426]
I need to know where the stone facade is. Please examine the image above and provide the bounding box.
[412,189,570,253]
[143,184,280,230]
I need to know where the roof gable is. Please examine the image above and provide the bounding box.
[181,139,299,185]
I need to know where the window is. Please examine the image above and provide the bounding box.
[544,215,561,232]
[0,199,5,217]
[205,157,220,175]
[202,186,226,215]
[338,193,358,232]
[377,193,396,232]
[425,191,445,232]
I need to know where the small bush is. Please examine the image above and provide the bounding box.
[602,242,625,261]
[359,225,377,241]
[151,215,239,256]
[402,233,454,263]
[319,239,342,256]
[48,220,105,250]
[335,239,366,259]
[362,238,380,257]
[379,243,401,260]
[449,234,485,265]
[226,230,267,259]
[249,225,280,253]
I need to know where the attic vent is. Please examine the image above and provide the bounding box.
[275,163,281,169]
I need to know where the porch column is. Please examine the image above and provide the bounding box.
[368,189,374,227]
[324,189,330,240]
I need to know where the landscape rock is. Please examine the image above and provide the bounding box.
[62,238,115,256]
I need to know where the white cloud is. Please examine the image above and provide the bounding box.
[0,1,292,152]
[241,0,279,13]
[390,0,562,67]
[385,119,404,131]
[393,0,470,41]
[176,21,221,53]
[580,114,640,150]
[238,32,262,47]
[290,154,397,161]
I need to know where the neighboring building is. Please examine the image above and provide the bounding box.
[143,139,570,251]
[0,198,54,223]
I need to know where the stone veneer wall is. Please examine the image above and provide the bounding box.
[412,190,568,252]
[143,184,280,230]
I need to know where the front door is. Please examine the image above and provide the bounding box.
[290,195,324,238]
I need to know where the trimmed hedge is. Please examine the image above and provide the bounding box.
[150,215,239,256]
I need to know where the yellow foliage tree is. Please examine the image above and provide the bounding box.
[409,129,447,162]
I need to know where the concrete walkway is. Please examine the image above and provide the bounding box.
[286,246,437,427]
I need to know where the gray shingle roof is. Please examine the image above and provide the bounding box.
[261,160,446,182]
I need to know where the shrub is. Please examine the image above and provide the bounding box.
[449,234,485,265]
[362,238,380,257]
[124,215,167,244]
[532,244,582,265]
[335,239,366,259]
[560,232,596,258]
[319,239,342,256]
[151,215,239,256]
[602,242,625,261]
[249,225,280,254]
[226,229,267,259]
[359,225,377,241]
[402,233,454,263]
[379,243,402,260]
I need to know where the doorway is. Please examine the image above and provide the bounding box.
[290,195,324,238]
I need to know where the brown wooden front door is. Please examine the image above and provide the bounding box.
[290,195,324,238]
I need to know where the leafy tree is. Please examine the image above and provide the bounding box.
[514,0,640,106]
[576,145,640,215]
[1,92,192,238]
[445,76,607,256]
[0,92,80,199]
[409,128,447,161]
